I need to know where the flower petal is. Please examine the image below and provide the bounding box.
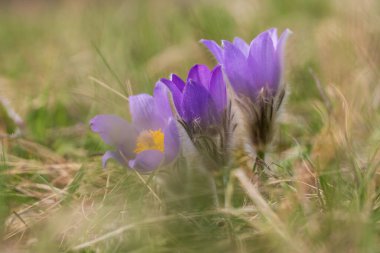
[102,150,127,168]
[161,78,184,117]
[248,30,277,93]
[272,29,292,92]
[153,81,173,122]
[266,28,278,46]
[277,29,292,53]
[187,64,212,90]
[222,40,253,99]
[200,39,223,63]
[233,37,250,57]
[128,150,164,173]
[170,74,185,92]
[276,29,292,76]
[90,114,138,158]
[209,65,227,113]
[163,118,180,164]
[182,80,218,126]
[129,94,165,130]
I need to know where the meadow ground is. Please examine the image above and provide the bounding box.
[1,0,380,252]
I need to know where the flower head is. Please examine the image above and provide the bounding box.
[160,64,227,131]
[201,28,291,151]
[201,28,291,99]
[160,64,235,168]
[90,83,180,173]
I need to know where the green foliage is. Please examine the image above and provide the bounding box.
[269,0,331,19]
[0,142,10,236]
[0,102,18,135]
[26,101,73,140]
[190,4,236,40]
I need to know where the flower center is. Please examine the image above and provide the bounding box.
[134,129,165,154]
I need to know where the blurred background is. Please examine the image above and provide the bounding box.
[1,0,330,116]
[1,0,379,145]
[1,0,380,252]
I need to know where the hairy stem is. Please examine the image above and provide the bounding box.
[253,150,267,181]
[208,173,220,208]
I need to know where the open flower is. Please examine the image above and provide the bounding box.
[160,64,235,168]
[90,83,180,173]
[201,28,291,151]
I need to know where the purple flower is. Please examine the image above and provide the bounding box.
[159,64,227,130]
[202,28,291,152]
[201,28,291,100]
[90,83,180,173]
[160,64,235,168]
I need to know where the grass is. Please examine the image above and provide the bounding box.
[1,0,380,252]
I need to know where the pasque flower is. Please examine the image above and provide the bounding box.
[201,28,291,152]
[160,64,226,129]
[160,64,235,168]
[90,83,180,173]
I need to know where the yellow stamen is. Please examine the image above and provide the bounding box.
[134,129,165,154]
